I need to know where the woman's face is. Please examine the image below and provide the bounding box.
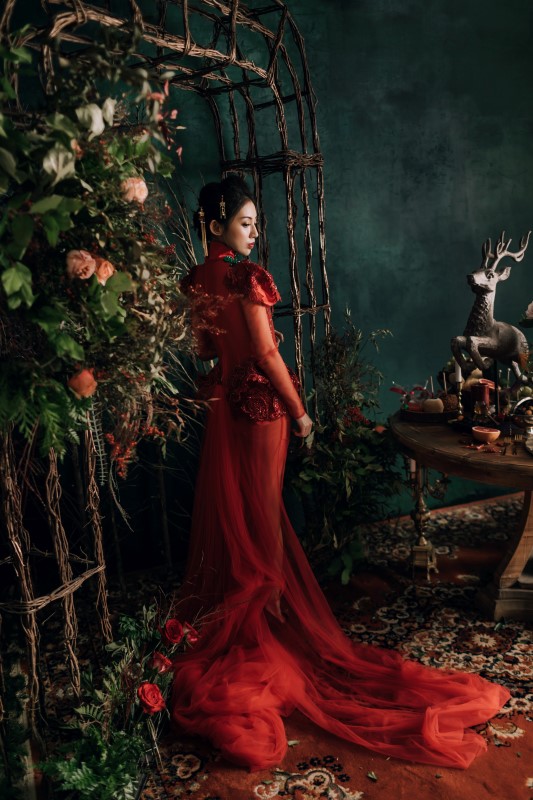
[219,200,259,257]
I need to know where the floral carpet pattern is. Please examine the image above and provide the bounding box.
[39,494,533,799]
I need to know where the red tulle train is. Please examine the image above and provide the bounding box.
[171,384,509,771]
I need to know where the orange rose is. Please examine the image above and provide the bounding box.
[121,177,148,204]
[66,250,96,280]
[137,682,165,715]
[374,425,386,434]
[94,257,115,286]
[68,368,98,399]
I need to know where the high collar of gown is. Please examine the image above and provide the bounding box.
[206,240,237,263]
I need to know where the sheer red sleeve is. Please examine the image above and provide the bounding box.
[230,263,305,420]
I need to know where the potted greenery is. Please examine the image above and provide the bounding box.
[287,314,402,583]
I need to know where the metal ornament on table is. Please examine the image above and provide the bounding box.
[451,230,531,386]
[405,456,449,581]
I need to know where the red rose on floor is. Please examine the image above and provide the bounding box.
[137,682,165,715]
[68,368,98,399]
[149,651,172,674]
[161,618,183,646]
[184,623,200,644]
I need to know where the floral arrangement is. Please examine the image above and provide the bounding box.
[0,24,195,473]
[39,603,199,800]
[287,314,402,577]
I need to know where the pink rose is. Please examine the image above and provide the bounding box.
[160,618,183,646]
[94,257,115,286]
[149,651,172,674]
[121,177,148,204]
[68,368,98,399]
[137,682,165,715]
[66,250,96,280]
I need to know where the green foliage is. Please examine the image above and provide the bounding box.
[39,727,144,800]
[40,603,198,799]
[0,25,192,465]
[0,670,28,800]
[288,313,402,569]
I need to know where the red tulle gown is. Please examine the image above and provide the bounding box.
[171,240,509,771]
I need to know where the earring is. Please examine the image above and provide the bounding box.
[199,207,208,257]
[219,195,226,220]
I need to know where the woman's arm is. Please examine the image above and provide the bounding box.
[241,298,307,421]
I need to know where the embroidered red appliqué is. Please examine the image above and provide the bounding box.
[227,359,300,422]
[225,261,281,306]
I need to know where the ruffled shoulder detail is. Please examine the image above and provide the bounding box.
[225,261,281,307]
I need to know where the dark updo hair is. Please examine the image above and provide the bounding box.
[192,174,255,241]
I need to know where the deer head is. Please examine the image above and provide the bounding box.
[467,230,531,295]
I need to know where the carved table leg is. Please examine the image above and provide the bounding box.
[410,463,439,581]
[477,490,533,620]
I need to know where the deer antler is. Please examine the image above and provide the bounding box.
[483,230,532,271]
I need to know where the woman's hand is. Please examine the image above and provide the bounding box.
[293,412,313,438]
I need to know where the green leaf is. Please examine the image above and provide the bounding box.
[45,112,78,138]
[54,333,85,361]
[41,213,60,246]
[340,567,351,585]
[0,147,17,178]
[106,271,133,293]
[33,305,65,334]
[75,103,105,139]
[1,261,31,295]
[42,144,76,185]
[8,46,33,64]
[30,195,64,214]
[11,214,34,258]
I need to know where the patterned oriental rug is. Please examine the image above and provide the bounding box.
[40,494,533,800]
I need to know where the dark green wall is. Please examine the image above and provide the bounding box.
[13,1,533,509]
[169,0,533,508]
[283,0,533,507]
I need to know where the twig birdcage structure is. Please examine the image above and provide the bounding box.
[0,0,330,739]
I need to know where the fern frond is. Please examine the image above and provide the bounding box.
[88,399,109,486]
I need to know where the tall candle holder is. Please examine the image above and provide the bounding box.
[404,456,449,581]
[456,378,464,419]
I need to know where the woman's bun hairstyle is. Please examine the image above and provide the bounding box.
[193,174,254,241]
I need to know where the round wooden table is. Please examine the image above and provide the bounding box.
[390,412,533,621]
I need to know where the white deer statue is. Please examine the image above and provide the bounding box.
[451,230,531,383]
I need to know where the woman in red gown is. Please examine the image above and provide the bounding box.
[171,175,509,771]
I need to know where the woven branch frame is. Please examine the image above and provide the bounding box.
[0,0,331,731]
[8,0,331,399]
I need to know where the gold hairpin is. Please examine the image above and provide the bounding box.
[219,195,226,220]
[199,207,208,257]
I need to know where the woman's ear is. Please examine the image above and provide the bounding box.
[209,219,224,238]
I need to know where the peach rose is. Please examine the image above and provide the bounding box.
[70,138,83,159]
[68,368,98,399]
[66,250,96,280]
[94,257,115,286]
[121,177,148,204]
